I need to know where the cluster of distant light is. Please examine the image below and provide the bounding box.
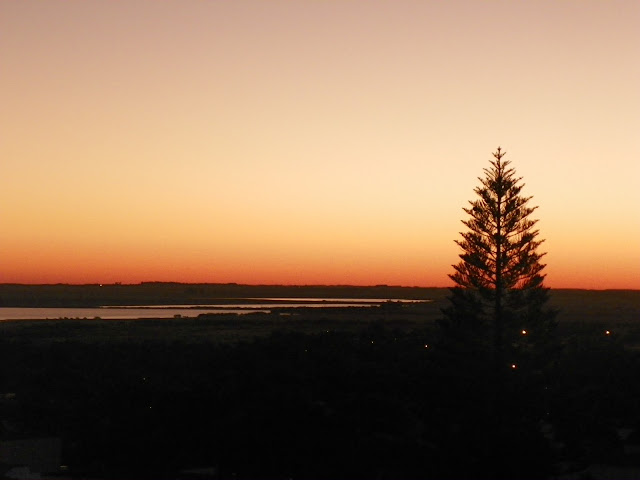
[509,328,613,371]
[363,327,614,374]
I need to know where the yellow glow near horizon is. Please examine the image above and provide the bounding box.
[1,1,639,289]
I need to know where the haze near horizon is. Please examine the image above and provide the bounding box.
[1,1,639,289]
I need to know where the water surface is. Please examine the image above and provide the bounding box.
[0,298,429,320]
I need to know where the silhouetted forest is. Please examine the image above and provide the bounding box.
[1,290,639,479]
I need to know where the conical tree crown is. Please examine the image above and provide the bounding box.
[442,148,556,352]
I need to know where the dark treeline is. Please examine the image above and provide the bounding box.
[1,312,640,479]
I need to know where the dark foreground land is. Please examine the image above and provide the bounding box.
[0,285,639,479]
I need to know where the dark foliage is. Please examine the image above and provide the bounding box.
[0,322,562,479]
[441,147,558,372]
[2,312,640,478]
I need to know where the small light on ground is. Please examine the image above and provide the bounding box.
[605,330,611,335]
[511,364,517,369]
[424,344,429,348]
[521,329,527,335]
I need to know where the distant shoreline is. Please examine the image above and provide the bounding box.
[0,284,447,308]
[0,287,637,327]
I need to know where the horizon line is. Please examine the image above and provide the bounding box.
[0,282,638,292]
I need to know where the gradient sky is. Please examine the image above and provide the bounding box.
[1,1,639,289]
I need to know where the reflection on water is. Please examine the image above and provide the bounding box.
[0,298,431,321]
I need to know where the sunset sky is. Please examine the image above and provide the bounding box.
[1,1,639,289]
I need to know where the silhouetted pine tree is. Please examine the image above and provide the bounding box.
[441,147,557,377]
[439,147,558,478]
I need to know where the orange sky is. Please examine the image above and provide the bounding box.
[1,1,639,289]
